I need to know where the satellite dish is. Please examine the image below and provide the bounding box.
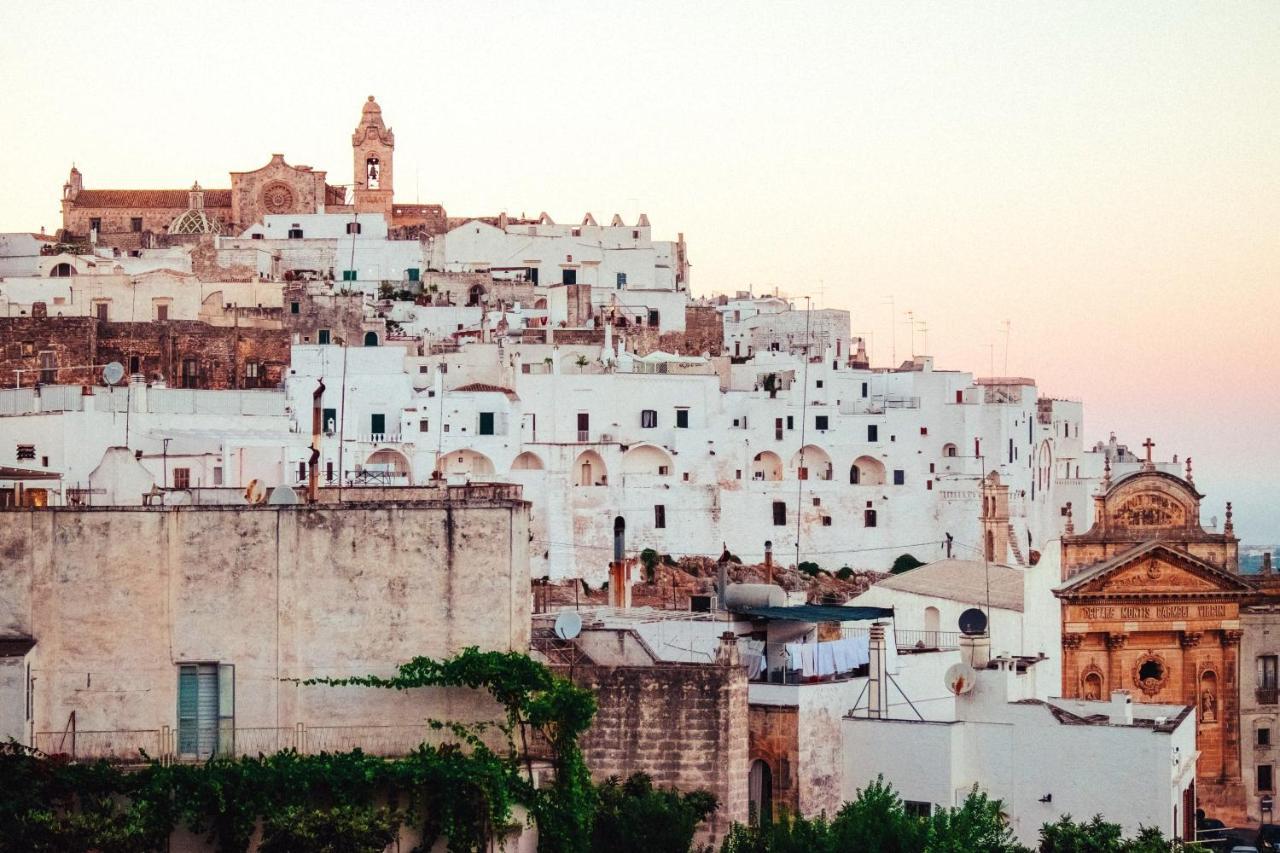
[553,611,582,641]
[945,661,978,695]
[102,361,125,385]
[243,479,267,505]
[267,486,300,505]
[959,607,988,636]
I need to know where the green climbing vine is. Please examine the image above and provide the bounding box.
[0,648,599,853]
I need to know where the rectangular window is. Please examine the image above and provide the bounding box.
[370,414,386,435]
[868,424,878,441]
[654,505,666,528]
[130,217,143,232]
[346,222,362,235]
[562,268,577,284]
[903,801,932,819]
[181,358,197,388]
[648,309,660,327]
[342,270,357,281]
[861,382,869,398]
[155,303,168,321]
[577,412,589,442]
[815,415,829,431]
[244,362,260,379]
[288,228,303,239]
[96,302,109,321]
[318,329,331,345]
[419,419,429,433]
[213,466,223,486]
[640,409,658,428]
[675,409,689,429]
[1261,727,1272,747]
[1261,765,1274,793]
[616,272,627,288]
[407,268,420,282]
[90,217,101,232]
[325,461,334,482]
[956,390,964,403]
[322,408,337,434]
[290,301,300,314]
[479,412,495,436]
[177,663,234,759]
[297,462,306,481]
[893,469,905,485]
[864,509,878,527]
[786,416,794,431]
[37,351,56,384]
[772,502,787,526]
[16,444,35,461]
[173,468,190,489]
[129,355,140,374]
[1261,655,1279,690]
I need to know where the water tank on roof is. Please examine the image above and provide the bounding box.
[723,583,786,610]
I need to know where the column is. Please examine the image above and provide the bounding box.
[1062,633,1085,698]
[1222,629,1243,781]
[1181,631,1203,721]
[1107,633,1128,693]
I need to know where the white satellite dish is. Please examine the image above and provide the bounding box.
[102,361,125,385]
[945,661,977,695]
[553,611,582,641]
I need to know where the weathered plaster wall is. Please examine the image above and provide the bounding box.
[0,500,529,739]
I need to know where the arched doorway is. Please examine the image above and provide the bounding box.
[749,759,773,825]
[924,606,940,647]
[467,284,487,306]
[751,451,783,482]
[435,448,496,478]
[851,455,886,485]
[363,331,379,347]
[790,445,833,481]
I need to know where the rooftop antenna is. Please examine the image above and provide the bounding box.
[882,296,896,366]
[1001,319,1011,374]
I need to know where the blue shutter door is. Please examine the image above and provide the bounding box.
[178,665,199,754]
[197,664,219,758]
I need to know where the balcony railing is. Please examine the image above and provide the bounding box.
[32,723,524,764]
[1257,687,1278,706]
[894,630,961,651]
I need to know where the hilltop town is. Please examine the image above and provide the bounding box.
[1,96,1276,851]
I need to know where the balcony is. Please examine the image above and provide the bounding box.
[32,723,525,764]
[1257,687,1278,706]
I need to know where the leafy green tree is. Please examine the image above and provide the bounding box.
[720,811,834,853]
[891,554,925,574]
[258,805,399,853]
[828,776,924,853]
[640,549,660,581]
[1038,814,1123,852]
[923,788,1023,853]
[591,773,716,853]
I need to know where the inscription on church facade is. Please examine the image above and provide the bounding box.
[1076,603,1232,622]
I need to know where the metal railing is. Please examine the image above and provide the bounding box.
[894,630,961,651]
[1258,687,1279,706]
[33,723,518,764]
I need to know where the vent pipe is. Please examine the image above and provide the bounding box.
[764,540,774,586]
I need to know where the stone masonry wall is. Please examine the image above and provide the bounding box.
[569,661,749,845]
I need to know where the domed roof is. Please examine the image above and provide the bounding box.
[169,208,221,235]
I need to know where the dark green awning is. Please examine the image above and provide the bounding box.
[732,605,894,623]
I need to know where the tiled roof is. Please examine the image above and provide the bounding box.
[72,189,232,209]
[453,382,519,399]
[875,559,1024,612]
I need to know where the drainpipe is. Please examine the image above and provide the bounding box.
[308,379,325,504]
[764,540,773,586]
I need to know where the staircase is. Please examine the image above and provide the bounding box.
[530,626,595,668]
[1007,523,1027,567]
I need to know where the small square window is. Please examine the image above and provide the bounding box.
[822,516,832,527]
[1260,727,1272,747]
[172,468,191,490]
[816,379,824,389]
[288,228,304,239]
[130,217,143,232]
[616,272,627,288]
[893,469,905,485]
[675,409,689,429]
[641,409,657,429]
[318,329,331,345]
[290,302,300,314]
[920,426,928,435]
[419,419,429,433]
[815,415,829,431]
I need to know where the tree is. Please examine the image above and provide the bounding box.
[1037,814,1123,852]
[640,549,660,582]
[923,788,1023,853]
[828,777,924,853]
[591,773,716,853]
[891,553,925,575]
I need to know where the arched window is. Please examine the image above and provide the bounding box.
[613,516,626,562]
[363,331,379,347]
[749,759,773,826]
[1083,671,1103,701]
[942,443,957,458]
[50,262,75,277]
[467,284,487,306]
[924,607,940,646]
[851,456,886,486]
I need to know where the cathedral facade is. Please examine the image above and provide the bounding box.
[1056,448,1248,822]
[59,97,444,250]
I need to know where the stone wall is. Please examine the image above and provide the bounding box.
[0,315,290,389]
[748,704,800,817]
[0,498,531,741]
[568,660,749,845]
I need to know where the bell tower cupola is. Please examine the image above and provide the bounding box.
[352,95,394,218]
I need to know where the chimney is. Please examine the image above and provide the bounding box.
[959,632,991,669]
[868,623,889,718]
[1264,552,1274,576]
[1109,690,1133,725]
[764,540,773,586]
[716,631,740,667]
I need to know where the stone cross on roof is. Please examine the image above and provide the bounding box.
[1142,437,1155,465]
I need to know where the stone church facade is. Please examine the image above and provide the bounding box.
[59,97,445,250]
[1056,450,1248,822]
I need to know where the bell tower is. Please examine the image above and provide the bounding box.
[980,471,1010,563]
[352,95,394,218]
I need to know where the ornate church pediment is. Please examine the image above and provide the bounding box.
[1058,541,1253,599]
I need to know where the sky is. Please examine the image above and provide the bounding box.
[1,1,1277,543]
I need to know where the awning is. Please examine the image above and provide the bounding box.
[0,466,62,481]
[732,605,894,623]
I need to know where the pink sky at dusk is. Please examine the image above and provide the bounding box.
[1,1,1276,542]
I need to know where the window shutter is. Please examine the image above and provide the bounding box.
[218,664,235,756]
[177,665,199,754]
[197,664,219,758]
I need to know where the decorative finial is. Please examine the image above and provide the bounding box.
[1225,502,1234,536]
[1065,502,1074,535]
[1100,457,1112,492]
[1185,456,1194,484]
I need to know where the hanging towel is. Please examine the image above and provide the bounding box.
[815,641,838,677]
